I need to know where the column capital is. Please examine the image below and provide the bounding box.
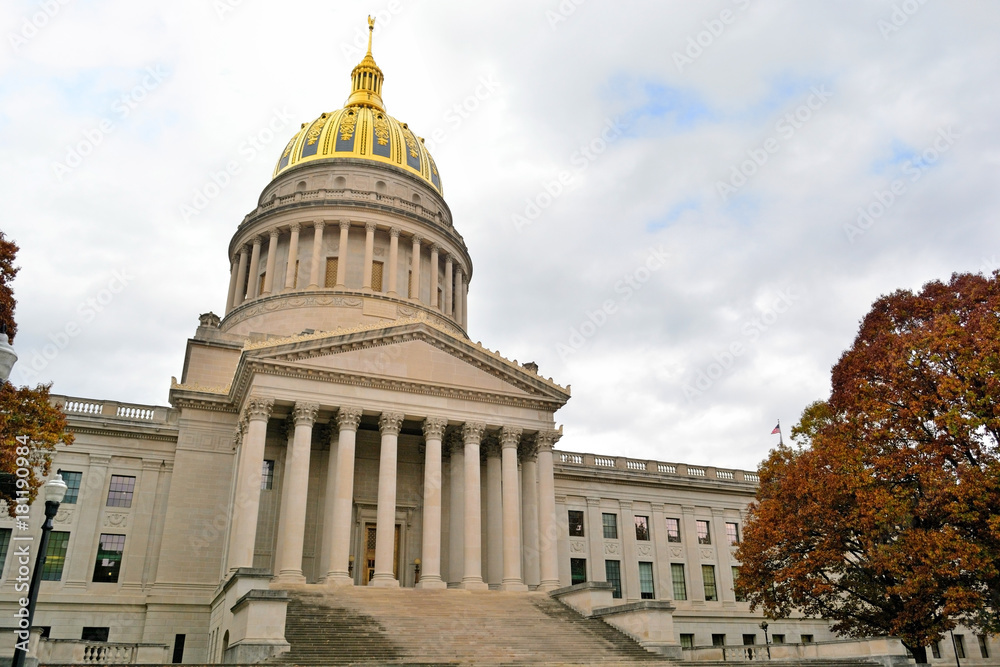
[412,235,422,246]
[243,396,274,423]
[444,254,453,264]
[461,421,485,445]
[429,243,439,253]
[389,226,401,238]
[443,427,464,455]
[518,433,538,462]
[365,222,377,233]
[269,228,280,240]
[313,219,326,231]
[251,235,263,247]
[378,411,404,435]
[500,425,522,450]
[339,219,351,231]
[288,222,301,233]
[292,402,319,426]
[336,406,363,431]
[481,430,501,459]
[619,500,633,511]
[241,243,252,254]
[536,429,562,452]
[586,496,602,507]
[422,416,448,440]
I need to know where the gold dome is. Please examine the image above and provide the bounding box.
[272,17,442,194]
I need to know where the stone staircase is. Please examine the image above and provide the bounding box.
[266,586,670,665]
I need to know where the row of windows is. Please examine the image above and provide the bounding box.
[680,633,815,649]
[55,470,137,508]
[571,511,740,546]
[19,531,128,583]
[931,635,991,660]
[570,557,743,603]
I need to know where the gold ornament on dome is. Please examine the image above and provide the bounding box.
[305,120,324,146]
[373,114,390,146]
[403,129,419,158]
[339,110,357,141]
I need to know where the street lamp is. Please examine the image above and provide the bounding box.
[760,621,771,660]
[0,322,17,382]
[12,474,68,667]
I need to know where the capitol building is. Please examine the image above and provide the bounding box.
[2,21,994,667]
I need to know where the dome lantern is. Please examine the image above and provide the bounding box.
[346,16,385,111]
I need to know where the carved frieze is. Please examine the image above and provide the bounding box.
[604,542,621,555]
[104,513,128,528]
[570,540,586,553]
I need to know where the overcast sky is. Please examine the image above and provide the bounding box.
[3,1,999,470]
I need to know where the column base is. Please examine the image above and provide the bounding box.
[501,580,529,592]
[322,573,355,587]
[415,577,447,590]
[460,578,489,591]
[537,580,562,592]
[272,572,307,585]
[368,574,400,588]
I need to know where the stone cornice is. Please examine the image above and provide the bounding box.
[555,465,758,497]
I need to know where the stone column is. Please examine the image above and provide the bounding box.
[225,258,239,313]
[429,244,439,310]
[246,236,263,300]
[536,429,561,591]
[620,500,640,600]
[308,220,325,289]
[417,417,448,589]
[587,497,607,582]
[500,426,527,591]
[363,222,376,290]
[447,430,464,586]
[63,454,110,588]
[317,426,338,583]
[712,507,735,603]
[233,245,250,308]
[273,402,318,583]
[325,406,363,585]
[454,267,464,326]
[651,503,672,601]
[462,278,469,329]
[119,459,163,590]
[461,421,488,589]
[520,437,541,590]
[410,235,422,300]
[371,411,404,587]
[681,505,705,601]
[284,223,300,291]
[227,396,273,571]
[483,434,503,588]
[261,229,279,296]
[336,220,350,287]
[444,256,454,317]
[387,227,400,295]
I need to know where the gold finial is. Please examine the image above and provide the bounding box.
[346,16,386,110]
[367,15,375,56]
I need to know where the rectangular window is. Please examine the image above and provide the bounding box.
[325,257,338,288]
[773,634,785,644]
[568,510,585,537]
[93,533,126,583]
[42,531,70,580]
[57,470,82,504]
[978,635,989,659]
[680,634,695,649]
[713,634,726,647]
[743,634,757,646]
[639,561,655,599]
[635,515,650,541]
[732,566,745,602]
[605,560,622,599]
[801,634,814,644]
[82,627,110,642]
[726,522,740,545]
[570,558,587,585]
[371,260,384,292]
[0,528,10,573]
[702,564,718,601]
[696,520,711,544]
[106,475,136,508]
[930,642,941,659]
[602,513,618,539]
[261,460,275,490]
[666,517,681,542]
[953,635,966,660]
[671,563,687,600]
[172,634,186,664]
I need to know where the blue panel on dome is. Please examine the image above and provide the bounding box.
[372,113,391,158]
[277,136,295,171]
[299,118,325,158]
[428,155,441,190]
[335,109,357,152]
[403,129,421,170]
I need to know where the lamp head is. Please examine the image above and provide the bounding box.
[45,473,68,504]
[759,621,769,631]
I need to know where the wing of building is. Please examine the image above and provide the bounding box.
[3,20,995,667]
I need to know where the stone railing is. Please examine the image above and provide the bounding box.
[33,638,170,665]
[243,187,451,229]
[53,395,177,425]
[555,450,758,484]
[684,636,912,665]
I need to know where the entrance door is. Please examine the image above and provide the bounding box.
[362,523,400,585]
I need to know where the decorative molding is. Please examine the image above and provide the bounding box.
[619,501,633,512]
[670,547,684,558]
[243,396,274,423]
[604,542,621,555]
[500,425,522,450]
[54,508,74,524]
[292,402,320,426]
[536,429,563,452]
[89,454,112,467]
[461,421,485,445]
[586,497,602,507]
[378,412,404,436]
[637,545,653,558]
[336,406,363,431]
[104,513,128,528]
[422,416,447,440]
[570,540,586,553]
[365,222,377,233]
[700,548,714,560]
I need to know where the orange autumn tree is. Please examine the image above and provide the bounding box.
[735,272,1000,662]
[0,230,73,513]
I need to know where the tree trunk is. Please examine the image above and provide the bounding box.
[905,642,928,664]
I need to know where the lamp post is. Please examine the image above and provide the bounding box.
[759,621,771,660]
[0,322,17,382]
[12,474,68,667]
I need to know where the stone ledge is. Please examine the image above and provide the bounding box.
[231,588,288,614]
[592,600,676,617]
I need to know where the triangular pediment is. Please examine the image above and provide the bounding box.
[235,320,570,408]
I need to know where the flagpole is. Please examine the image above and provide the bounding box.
[778,419,783,446]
